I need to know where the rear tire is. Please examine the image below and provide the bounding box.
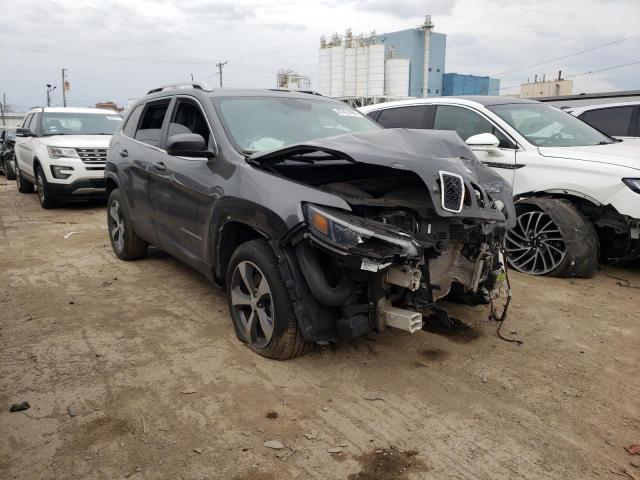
[506,197,598,278]
[36,166,59,209]
[4,156,16,180]
[226,239,312,360]
[107,188,148,260]
[15,163,34,193]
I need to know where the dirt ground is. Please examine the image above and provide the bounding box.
[1,179,639,480]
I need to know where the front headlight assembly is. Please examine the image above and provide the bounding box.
[622,178,640,194]
[304,203,421,259]
[47,146,79,159]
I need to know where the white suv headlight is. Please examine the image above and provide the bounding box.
[47,146,79,159]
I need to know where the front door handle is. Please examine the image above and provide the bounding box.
[153,161,167,171]
[119,149,128,157]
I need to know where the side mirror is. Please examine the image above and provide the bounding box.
[166,133,214,159]
[465,133,504,157]
[16,128,34,137]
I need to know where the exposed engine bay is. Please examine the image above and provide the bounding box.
[251,129,516,340]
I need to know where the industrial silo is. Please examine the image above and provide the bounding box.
[330,45,345,97]
[355,42,369,97]
[384,58,410,97]
[319,46,332,96]
[344,46,357,97]
[367,43,385,97]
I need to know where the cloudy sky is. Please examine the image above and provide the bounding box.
[1,0,638,110]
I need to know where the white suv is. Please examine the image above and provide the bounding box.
[14,107,123,208]
[360,97,640,277]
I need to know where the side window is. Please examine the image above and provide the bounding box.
[366,110,381,121]
[135,100,171,147]
[376,106,432,129]
[168,98,211,146]
[434,105,514,148]
[579,106,634,137]
[122,104,144,138]
[22,113,33,129]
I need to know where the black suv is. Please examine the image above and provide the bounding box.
[105,83,516,360]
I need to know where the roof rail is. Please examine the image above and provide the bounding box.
[297,90,324,97]
[146,82,210,95]
[268,88,325,97]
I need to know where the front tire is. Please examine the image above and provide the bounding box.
[226,239,311,360]
[506,197,598,277]
[15,163,34,193]
[36,166,58,209]
[107,188,148,260]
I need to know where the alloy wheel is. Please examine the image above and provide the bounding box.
[109,200,125,252]
[506,210,567,275]
[230,260,274,348]
[36,172,45,203]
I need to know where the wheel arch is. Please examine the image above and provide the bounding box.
[515,189,603,209]
[210,198,291,285]
[105,173,120,197]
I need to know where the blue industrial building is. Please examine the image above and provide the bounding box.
[442,73,500,96]
[374,18,447,98]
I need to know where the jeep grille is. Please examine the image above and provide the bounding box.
[76,148,107,164]
[439,171,464,213]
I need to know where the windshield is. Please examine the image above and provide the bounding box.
[41,112,123,136]
[488,103,613,147]
[214,96,380,152]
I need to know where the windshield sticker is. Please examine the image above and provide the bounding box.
[333,107,360,117]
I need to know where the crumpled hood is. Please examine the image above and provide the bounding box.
[538,142,640,172]
[43,135,112,149]
[251,128,515,226]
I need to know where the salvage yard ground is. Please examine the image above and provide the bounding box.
[0,180,639,480]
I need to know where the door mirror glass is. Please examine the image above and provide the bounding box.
[166,133,213,158]
[465,133,504,156]
[16,128,34,137]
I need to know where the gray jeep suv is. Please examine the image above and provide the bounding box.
[105,83,516,359]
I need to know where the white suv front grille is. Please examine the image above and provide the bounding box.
[77,148,108,164]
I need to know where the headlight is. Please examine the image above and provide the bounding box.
[304,204,421,258]
[47,146,79,159]
[622,178,640,194]
[51,165,75,179]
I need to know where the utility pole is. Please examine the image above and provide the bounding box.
[61,68,69,107]
[216,61,227,88]
[46,84,56,107]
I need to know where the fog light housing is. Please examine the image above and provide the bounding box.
[51,165,74,179]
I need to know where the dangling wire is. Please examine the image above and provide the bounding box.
[490,246,523,345]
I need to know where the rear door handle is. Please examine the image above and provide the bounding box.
[119,149,128,157]
[153,161,167,171]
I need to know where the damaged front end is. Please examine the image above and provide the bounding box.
[253,129,515,341]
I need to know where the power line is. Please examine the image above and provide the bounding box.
[488,33,640,78]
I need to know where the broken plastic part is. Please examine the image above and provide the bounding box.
[382,305,423,333]
[385,266,422,291]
